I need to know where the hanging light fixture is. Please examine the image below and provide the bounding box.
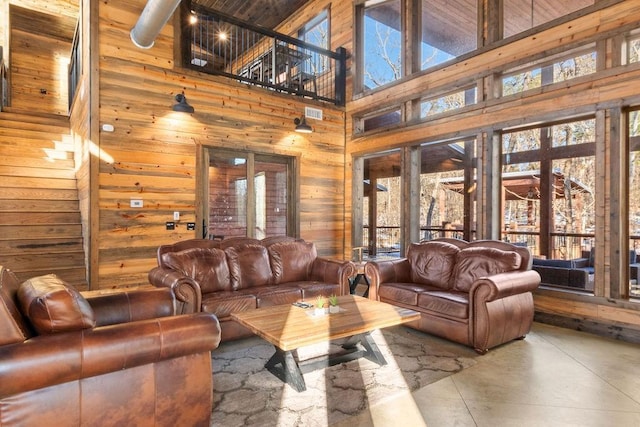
[294,116,312,133]
[172,92,194,113]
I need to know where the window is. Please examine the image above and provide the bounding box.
[361,0,402,90]
[502,46,597,96]
[358,108,402,133]
[624,32,640,65]
[205,150,294,239]
[419,138,477,242]
[503,0,595,39]
[502,118,596,292]
[420,87,477,118]
[420,0,477,71]
[628,109,640,298]
[361,151,402,257]
[298,10,330,75]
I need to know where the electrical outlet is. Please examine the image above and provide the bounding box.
[130,199,143,208]
[166,222,175,230]
[173,211,180,220]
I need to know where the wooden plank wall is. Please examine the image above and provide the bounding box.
[8,5,75,115]
[0,2,84,287]
[87,0,346,289]
[0,109,86,288]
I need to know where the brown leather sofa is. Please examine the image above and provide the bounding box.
[148,236,356,342]
[364,238,541,354]
[0,266,221,427]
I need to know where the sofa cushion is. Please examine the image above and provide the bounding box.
[407,241,460,289]
[268,240,317,284]
[378,283,440,306]
[252,286,302,307]
[417,290,469,320]
[532,258,580,268]
[450,247,522,292]
[163,247,232,293]
[226,244,273,289]
[17,274,96,334]
[201,292,256,319]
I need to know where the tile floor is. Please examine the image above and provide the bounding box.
[333,322,640,427]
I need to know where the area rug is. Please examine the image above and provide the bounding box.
[211,326,477,427]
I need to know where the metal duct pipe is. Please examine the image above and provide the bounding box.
[130,0,182,49]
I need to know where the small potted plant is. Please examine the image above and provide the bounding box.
[328,294,340,314]
[314,296,326,316]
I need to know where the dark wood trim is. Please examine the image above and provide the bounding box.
[88,0,100,290]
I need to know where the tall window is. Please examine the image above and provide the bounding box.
[502,118,596,291]
[420,138,477,242]
[362,151,402,257]
[361,0,402,90]
[298,10,330,75]
[420,0,477,71]
[503,0,595,39]
[628,109,640,299]
[206,150,294,239]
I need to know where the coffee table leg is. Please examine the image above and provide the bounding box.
[342,332,387,366]
[265,347,307,392]
[360,333,387,365]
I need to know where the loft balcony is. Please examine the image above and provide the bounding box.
[182,7,346,106]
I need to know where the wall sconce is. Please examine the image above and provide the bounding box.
[173,92,194,113]
[294,116,312,133]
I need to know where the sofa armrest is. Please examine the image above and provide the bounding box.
[572,258,590,268]
[309,258,356,295]
[470,270,541,301]
[0,312,221,399]
[84,287,176,326]
[470,270,540,353]
[364,258,411,301]
[148,267,201,314]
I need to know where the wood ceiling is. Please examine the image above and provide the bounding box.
[12,0,310,32]
[191,0,312,30]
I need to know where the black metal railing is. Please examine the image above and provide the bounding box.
[68,22,80,111]
[0,46,8,111]
[183,7,346,106]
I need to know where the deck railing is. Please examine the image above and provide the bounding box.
[183,7,346,106]
[360,226,619,260]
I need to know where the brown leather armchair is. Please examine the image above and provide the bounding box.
[0,266,221,427]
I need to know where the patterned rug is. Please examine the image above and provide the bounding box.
[211,326,477,427]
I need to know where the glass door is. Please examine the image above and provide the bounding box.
[205,150,294,239]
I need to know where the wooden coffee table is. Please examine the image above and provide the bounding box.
[231,295,420,391]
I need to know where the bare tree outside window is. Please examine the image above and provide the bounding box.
[363,0,402,90]
[501,119,596,261]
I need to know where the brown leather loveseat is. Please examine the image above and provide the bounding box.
[0,266,221,427]
[148,236,356,342]
[364,238,541,354]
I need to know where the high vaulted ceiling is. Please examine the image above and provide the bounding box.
[192,0,311,30]
[14,0,310,32]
